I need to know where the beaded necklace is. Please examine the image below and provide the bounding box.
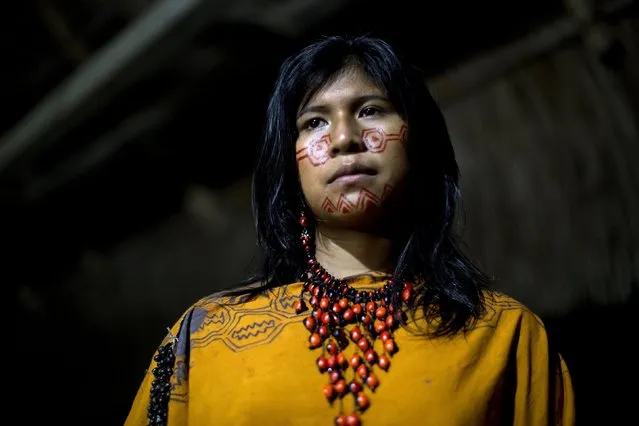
[294,210,414,426]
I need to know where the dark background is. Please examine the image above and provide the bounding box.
[2,0,638,424]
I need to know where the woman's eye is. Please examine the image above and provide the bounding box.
[360,106,379,117]
[304,118,325,130]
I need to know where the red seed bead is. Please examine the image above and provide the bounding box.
[294,299,307,313]
[342,308,354,322]
[338,298,349,309]
[356,392,370,410]
[378,355,391,370]
[334,379,347,396]
[309,333,322,348]
[352,304,363,315]
[323,384,334,400]
[321,312,332,325]
[366,301,376,313]
[350,327,362,342]
[374,320,386,334]
[349,380,363,394]
[309,296,318,307]
[336,352,347,368]
[300,216,307,227]
[335,415,347,426]
[384,339,396,354]
[366,373,379,390]
[332,303,342,314]
[375,306,387,319]
[317,356,329,372]
[357,338,370,352]
[364,349,377,364]
[350,354,362,368]
[402,288,412,303]
[345,414,361,426]
[329,370,341,384]
[303,316,316,330]
[385,314,395,329]
[320,297,330,310]
[327,355,337,370]
[326,340,338,355]
[313,309,323,321]
[356,364,368,379]
[379,330,391,342]
[360,314,372,326]
[313,286,321,297]
[318,325,329,338]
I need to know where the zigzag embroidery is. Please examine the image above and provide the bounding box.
[230,319,276,341]
[201,311,228,327]
[276,294,298,310]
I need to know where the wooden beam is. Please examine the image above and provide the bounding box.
[429,18,580,106]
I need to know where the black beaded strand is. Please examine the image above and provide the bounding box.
[147,340,177,426]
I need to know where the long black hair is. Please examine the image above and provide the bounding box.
[247,35,489,337]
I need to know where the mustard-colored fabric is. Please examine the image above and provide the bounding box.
[125,272,575,425]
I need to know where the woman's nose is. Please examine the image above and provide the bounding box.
[329,118,365,156]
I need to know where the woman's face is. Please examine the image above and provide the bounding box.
[295,67,409,228]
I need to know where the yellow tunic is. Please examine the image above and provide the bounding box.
[125,272,574,425]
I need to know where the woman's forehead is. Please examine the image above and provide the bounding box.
[299,67,385,111]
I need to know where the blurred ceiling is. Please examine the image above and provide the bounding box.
[4,0,632,254]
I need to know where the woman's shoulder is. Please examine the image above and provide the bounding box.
[475,289,547,332]
[170,280,304,339]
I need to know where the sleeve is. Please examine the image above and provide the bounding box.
[512,311,575,426]
[124,308,195,426]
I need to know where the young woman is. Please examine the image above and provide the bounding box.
[125,35,575,426]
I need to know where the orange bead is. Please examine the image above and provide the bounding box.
[309,296,318,307]
[357,338,370,352]
[321,312,332,325]
[402,288,412,303]
[334,379,347,396]
[350,354,362,368]
[384,339,396,354]
[360,314,372,326]
[356,364,368,379]
[378,355,390,370]
[350,327,362,342]
[345,413,361,426]
[326,340,338,355]
[320,297,330,309]
[317,356,329,372]
[318,325,329,337]
[366,301,376,313]
[349,380,363,394]
[379,330,391,342]
[375,306,387,319]
[366,373,379,390]
[313,309,323,321]
[323,384,334,401]
[352,304,362,315]
[338,298,349,309]
[336,352,347,368]
[332,302,342,314]
[309,333,322,348]
[303,316,316,330]
[342,308,354,322]
[356,392,370,410]
[385,314,395,329]
[374,320,386,334]
[334,415,347,425]
[327,355,337,370]
[364,349,377,364]
[294,299,307,313]
[329,370,341,384]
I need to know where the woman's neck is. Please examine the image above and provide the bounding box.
[314,225,395,278]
